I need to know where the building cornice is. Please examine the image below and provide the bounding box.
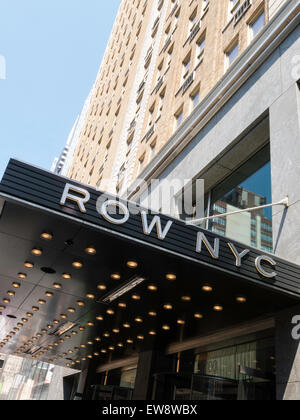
[127,0,300,201]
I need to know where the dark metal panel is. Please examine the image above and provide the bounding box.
[1,159,300,299]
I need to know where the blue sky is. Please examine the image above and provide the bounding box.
[0,0,120,178]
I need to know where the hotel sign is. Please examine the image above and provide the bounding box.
[1,159,300,299]
[60,182,277,280]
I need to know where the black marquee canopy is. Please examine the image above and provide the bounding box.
[0,159,299,368]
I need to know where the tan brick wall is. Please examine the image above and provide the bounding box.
[67,0,269,194]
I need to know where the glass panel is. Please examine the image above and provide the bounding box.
[251,12,265,38]
[0,354,56,400]
[227,43,239,66]
[209,146,273,252]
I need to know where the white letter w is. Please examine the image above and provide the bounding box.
[141,211,173,240]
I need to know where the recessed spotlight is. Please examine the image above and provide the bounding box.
[85,247,96,255]
[213,305,223,312]
[60,314,67,319]
[135,317,143,323]
[47,324,53,329]
[26,312,33,317]
[96,316,104,321]
[95,337,101,342]
[79,326,85,331]
[68,308,76,313]
[112,329,120,334]
[236,296,247,303]
[202,285,213,292]
[7,291,15,297]
[53,320,60,325]
[97,284,107,291]
[181,296,191,302]
[17,323,23,328]
[71,331,77,335]
[111,273,121,280]
[163,304,173,310]
[177,319,185,325]
[117,343,124,347]
[3,298,10,304]
[31,248,43,256]
[0,305,6,311]
[106,309,114,315]
[38,299,46,305]
[45,292,54,297]
[162,325,170,331]
[127,261,138,269]
[137,335,144,340]
[76,300,85,307]
[149,330,156,336]
[72,261,83,269]
[123,323,130,329]
[103,332,110,338]
[12,282,21,289]
[148,284,158,291]
[148,311,157,317]
[87,322,94,327]
[22,318,28,323]
[166,273,176,281]
[32,306,39,312]
[41,232,53,241]
[53,283,62,289]
[80,344,86,348]
[41,328,47,333]
[118,302,126,308]
[62,273,72,280]
[132,294,140,300]
[194,313,203,319]
[126,340,133,344]
[86,293,95,299]
[24,262,34,269]
[100,349,107,354]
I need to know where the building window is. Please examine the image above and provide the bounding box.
[190,87,200,110]
[149,140,157,162]
[182,53,191,82]
[249,10,265,39]
[174,107,183,129]
[138,154,145,174]
[207,146,273,252]
[225,41,239,69]
[188,8,197,35]
[196,35,205,67]
[229,0,240,19]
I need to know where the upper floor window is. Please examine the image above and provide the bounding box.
[228,0,240,19]
[225,41,239,70]
[249,10,265,39]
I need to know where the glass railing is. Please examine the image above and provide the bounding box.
[151,372,275,401]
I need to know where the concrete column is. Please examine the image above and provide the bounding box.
[275,305,300,400]
[270,83,300,400]
[132,347,175,400]
[270,83,300,264]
